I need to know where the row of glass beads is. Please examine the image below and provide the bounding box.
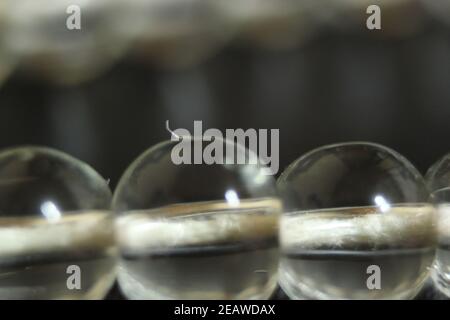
[0,139,449,299]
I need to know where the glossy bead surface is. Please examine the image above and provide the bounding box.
[277,142,435,300]
[0,146,115,299]
[426,153,450,298]
[113,138,281,299]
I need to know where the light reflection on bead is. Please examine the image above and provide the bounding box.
[113,138,281,300]
[277,142,435,300]
[0,146,116,299]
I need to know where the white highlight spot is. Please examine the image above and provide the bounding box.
[225,190,240,207]
[374,195,391,213]
[40,201,61,222]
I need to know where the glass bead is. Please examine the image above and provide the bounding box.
[426,153,450,298]
[113,138,280,299]
[0,146,115,299]
[277,142,435,299]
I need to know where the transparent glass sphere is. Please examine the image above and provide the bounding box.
[0,146,116,299]
[426,153,450,298]
[277,142,435,300]
[113,138,281,300]
[3,0,128,85]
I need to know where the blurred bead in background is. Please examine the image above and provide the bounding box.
[421,0,450,26]
[0,0,446,86]
[113,0,235,68]
[2,0,129,85]
[216,0,316,50]
[316,0,426,37]
[0,4,16,87]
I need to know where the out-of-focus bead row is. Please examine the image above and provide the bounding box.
[0,0,446,85]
